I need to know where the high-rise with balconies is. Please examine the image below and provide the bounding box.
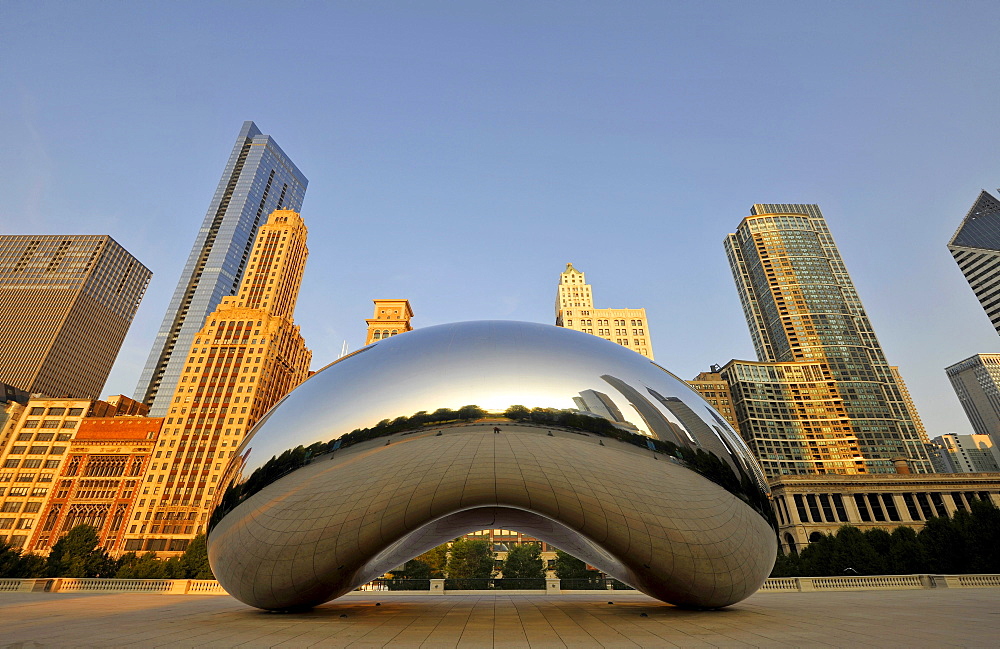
[135,122,307,416]
[722,204,932,476]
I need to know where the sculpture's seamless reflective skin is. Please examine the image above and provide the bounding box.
[207,321,777,610]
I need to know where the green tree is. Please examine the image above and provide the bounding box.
[500,543,544,580]
[393,558,431,580]
[861,528,891,575]
[0,540,45,577]
[446,538,494,581]
[456,405,486,420]
[116,552,166,579]
[919,514,965,573]
[886,526,925,574]
[966,499,1000,573]
[770,549,801,578]
[829,526,881,575]
[179,534,213,579]
[552,549,591,579]
[415,544,449,578]
[504,405,531,421]
[45,525,115,577]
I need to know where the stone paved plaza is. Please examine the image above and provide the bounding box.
[2,589,1000,648]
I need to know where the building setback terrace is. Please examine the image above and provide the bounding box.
[1,589,999,647]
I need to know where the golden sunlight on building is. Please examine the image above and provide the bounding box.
[554,263,654,359]
[123,210,312,555]
[365,299,413,345]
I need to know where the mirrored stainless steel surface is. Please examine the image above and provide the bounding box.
[208,321,777,610]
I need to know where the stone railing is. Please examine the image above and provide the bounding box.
[2,575,1000,595]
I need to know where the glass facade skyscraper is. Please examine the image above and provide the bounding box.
[948,190,1000,335]
[722,204,932,476]
[135,122,307,416]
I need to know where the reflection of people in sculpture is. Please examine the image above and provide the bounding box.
[493,426,501,434]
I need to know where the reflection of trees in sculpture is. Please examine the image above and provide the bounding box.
[209,406,487,530]
[210,401,774,533]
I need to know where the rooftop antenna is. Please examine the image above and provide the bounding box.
[339,340,349,358]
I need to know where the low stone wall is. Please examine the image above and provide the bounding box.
[2,575,999,596]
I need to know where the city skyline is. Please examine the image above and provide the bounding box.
[3,3,1000,438]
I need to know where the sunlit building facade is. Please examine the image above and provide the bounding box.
[0,235,150,399]
[687,370,741,434]
[930,433,1000,473]
[135,122,307,416]
[0,395,147,548]
[555,263,654,359]
[770,473,1000,554]
[365,300,413,344]
[724,204,932,476]
[124,209,312,554]
[27,415,162,555]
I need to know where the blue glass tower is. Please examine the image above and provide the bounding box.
[135,122,307,415]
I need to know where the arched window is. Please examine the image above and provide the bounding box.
[784,533,797,554]
[373,332,381,340]
[808,531,824,543]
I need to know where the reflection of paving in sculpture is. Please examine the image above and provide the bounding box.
[208,321,777,611]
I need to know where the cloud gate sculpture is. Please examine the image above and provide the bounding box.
[208,321,777,610]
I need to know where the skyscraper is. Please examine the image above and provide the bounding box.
[930,433,1000,473]
[723,204,932,476]
[135,122,307,416]
[555,263,654,359]
[948,190,1000,334]
[124,209,312,554]
[0,235,151,399]
[946,353,1000,439]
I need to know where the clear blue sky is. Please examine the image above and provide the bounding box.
[2,1,999,437]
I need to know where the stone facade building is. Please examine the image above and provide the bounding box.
[124,209,312,554]
[555,263,653,359]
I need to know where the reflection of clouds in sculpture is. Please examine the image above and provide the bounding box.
[208,321,776,612]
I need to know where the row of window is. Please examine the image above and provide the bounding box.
[3,459,60,469]
[6,446,65,455]
[21,420,76,429]
[27,407,84,417]
[0,487,48,497]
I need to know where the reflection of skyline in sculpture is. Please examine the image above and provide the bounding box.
[647,388,742,476]
[573,389,639,431]
[599,374,691,447]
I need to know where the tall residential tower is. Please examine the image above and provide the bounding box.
[722,204,932,476]
[0,235,151,399]
[125,209,312,554]
[135,122,307,416]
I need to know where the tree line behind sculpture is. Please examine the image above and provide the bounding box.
[386,539,610,590]
[210,404,773,530]
[0,525,214,579]
[772,499,1000,577]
